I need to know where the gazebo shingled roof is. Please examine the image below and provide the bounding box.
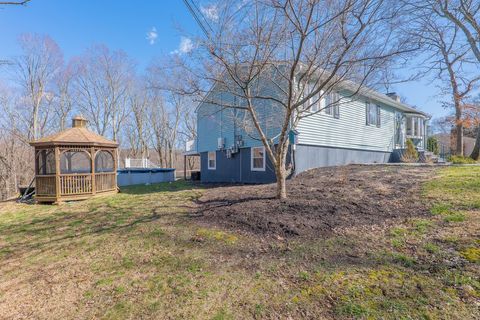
[30,116,118,147]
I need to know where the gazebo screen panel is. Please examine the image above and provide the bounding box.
[60,150,92,174]
[95,150,114,172]
[36,149,56,175]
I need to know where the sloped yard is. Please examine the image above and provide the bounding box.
[195,165,435,238]
[0,165,478,319]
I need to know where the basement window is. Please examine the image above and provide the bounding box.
[251,146,265,171]
[208,151,216,170]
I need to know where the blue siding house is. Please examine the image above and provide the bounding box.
[185,81,429,184]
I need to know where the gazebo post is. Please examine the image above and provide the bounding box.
[91,146,96,195]
[54,146,61,203]
[184,155,187,180]
[113,149,118,189]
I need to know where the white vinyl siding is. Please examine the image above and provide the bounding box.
[251,146,266,171]
[297,96,395,152]
[196,79,285,153]
[208,151,216,170]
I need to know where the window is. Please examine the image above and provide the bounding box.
[251,146,265,171]
[208,151,216,170]
[366,102,381,127]
[325,94,333,115]
[306,83,320,112]
[407,116,424,136]
[325,92,340,118]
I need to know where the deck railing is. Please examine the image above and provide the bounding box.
[95,172,116,192]
[60,174,92,195]
[36,175,56,196]
[35,172,116,198]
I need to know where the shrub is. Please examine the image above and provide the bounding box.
[427,137,439,155]
[401,139,418,163]
[448,155,477,164]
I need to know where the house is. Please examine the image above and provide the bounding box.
[184,78,429,184]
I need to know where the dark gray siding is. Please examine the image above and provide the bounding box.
[294,144,391,174]
[200,148,277,183]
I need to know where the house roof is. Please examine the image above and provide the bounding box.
[29,117,118,147]
[355,87,429,118]
[195,75,430,118]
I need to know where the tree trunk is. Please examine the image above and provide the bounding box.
[275,165,287,200]
[157,148,164,168]
[455,122,464,156]
[470,126,480,160]
[274,142,289,200]
[455,107,464,156]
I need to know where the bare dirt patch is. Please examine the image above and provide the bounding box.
[194,165,437,238]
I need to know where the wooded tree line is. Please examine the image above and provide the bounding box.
[0,34,197,200]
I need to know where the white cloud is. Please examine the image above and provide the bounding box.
[170,37,194,55]
[200,4,218,22]
[146,27,158,45]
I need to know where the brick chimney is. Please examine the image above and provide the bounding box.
[386,92,401,102]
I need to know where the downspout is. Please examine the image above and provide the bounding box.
[233,96,239,182]
[239,150,242,182]
[289,75,297,177]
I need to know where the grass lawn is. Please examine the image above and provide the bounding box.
[0,167,479,319]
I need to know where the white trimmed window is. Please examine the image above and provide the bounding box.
[306,83,320,112]
[366,102,381,127]
[325,92,340,118]
[251,146,265,171]
[208,151,216,170]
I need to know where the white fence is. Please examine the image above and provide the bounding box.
[125,158,159,169]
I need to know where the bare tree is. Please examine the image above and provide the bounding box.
[430,0,480,63]
[406,8,480,156]
[147,92,168,167]
[425,1,480,158]
[72,45,134,141]
[0,0,31,5]
[12,33,62,140]
[147,58,197,168]
[52,63,75,130]
[0,85,33,200]
[125,80,151,158]
[184,0,415,199]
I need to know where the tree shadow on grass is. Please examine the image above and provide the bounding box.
[0,189,203,265]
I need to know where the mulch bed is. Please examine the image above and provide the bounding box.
[193,165,437,238]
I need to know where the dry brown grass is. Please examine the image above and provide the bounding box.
[0,167,478,319]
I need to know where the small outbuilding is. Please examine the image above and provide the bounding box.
[29,116,118,203]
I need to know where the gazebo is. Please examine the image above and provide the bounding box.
[29,116,119,203]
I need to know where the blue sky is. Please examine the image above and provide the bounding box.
[0,0,448,119]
